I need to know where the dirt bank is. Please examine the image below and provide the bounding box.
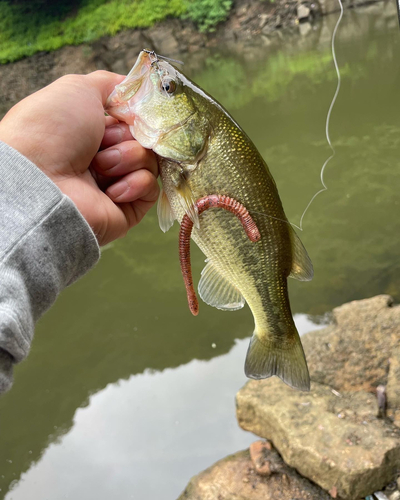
[0,0,388,118]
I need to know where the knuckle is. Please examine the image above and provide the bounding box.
[58,74,83,85]
[90,69,112,79]
[142,169,155,186]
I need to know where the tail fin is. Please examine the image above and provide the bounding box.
[244,331,310,391]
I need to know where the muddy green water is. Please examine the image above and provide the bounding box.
[1,4,400,499]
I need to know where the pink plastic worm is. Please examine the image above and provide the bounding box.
[179,195,261,316]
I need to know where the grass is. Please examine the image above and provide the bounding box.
[0,0,232,64]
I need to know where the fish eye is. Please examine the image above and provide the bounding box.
[160,78,177,95]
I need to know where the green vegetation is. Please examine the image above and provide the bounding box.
[193,50,357,111]
[184,0,232,32]
[0,0,232,64]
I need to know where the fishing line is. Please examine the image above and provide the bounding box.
[241,1,345,232]
[149,0,345,234]
[397,0,400,28]
[157,55,184,65]
[292,0,344,232]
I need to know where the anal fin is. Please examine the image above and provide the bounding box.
[199,260,245,311]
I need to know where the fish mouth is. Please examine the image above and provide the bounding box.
[105,49,196,152]
[105,50,153,122]
[106,49,196,138]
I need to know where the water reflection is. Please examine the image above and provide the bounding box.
[4,316,320,500]
[1,4,399,499]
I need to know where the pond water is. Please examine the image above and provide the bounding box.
[1,3,400,499]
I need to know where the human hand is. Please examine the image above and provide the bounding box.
[0,71,159,246]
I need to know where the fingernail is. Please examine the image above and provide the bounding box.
[98,148,121,170]
[105,125,123,144]
[107,181,128,200]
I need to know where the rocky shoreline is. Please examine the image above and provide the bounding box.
[179,296,400,500]
[0,0,388,119]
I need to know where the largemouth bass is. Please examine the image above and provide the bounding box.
[105,50,314,391]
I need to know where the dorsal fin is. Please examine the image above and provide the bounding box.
[198,260,245,311]
[157,188,175,233]
[288,227,314,281]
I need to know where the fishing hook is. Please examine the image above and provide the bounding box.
[142,48,184,66]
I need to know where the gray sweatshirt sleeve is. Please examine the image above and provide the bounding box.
[0,141,100,394]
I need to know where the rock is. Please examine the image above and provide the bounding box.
[317,0,342,15]
[237,378,400,499]
[236,296,400,499]
[297,4,311,20]
[302,295,400,392]
[329,486,338,498]
[110,58,127,75]
[299,21,312,36]
[177,447,331,500]
[374,493,390,500]
[387,408,400,428]
[259,13,270,29]
[387,347,400,409]
[249,440,273,475]
[146,25,180,56]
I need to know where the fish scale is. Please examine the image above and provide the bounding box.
[105,50,313,391]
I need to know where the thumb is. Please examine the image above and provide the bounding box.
[84,70,125,106]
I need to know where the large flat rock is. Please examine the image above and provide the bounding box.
[236,378,400,499]
[302,295,400,392]
[236,296,400,499]
[387,347,400,410]
[177,446,331,500]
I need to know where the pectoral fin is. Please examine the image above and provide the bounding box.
[288,227,314,281]
[157,188,175,233]
[198,260,245,311]
[176,181,200,229]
